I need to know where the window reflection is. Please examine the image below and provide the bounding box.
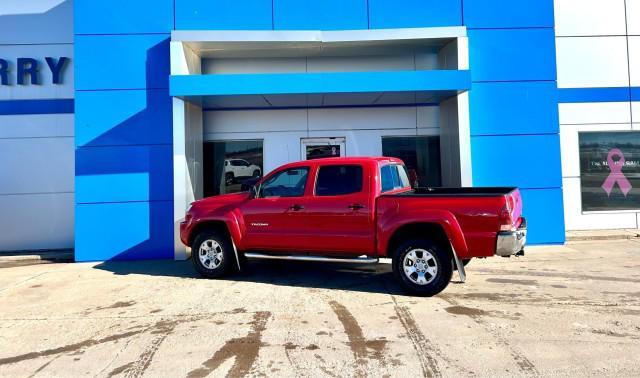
[306,145,341,160]
[203,140,263,197]
[382,136,442,187]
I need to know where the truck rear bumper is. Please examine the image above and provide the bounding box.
[496,218,527,257]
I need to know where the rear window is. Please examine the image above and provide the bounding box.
[315,165,363,196]
[381,164,410,192]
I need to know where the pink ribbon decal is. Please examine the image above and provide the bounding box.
[601,148,632,197]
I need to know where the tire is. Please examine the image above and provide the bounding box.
[192,230,235,279]
[252,169,260,178]
[225,172,234,185]
[392,239,453,296]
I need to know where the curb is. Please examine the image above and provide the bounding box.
[566,232,640,242]
[0,250,73,263]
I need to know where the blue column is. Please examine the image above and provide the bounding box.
[464,0,565,244]
[74,0,175,261]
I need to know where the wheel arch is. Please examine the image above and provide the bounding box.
[384,218,468,260]
[386,222,450,258]
[188,220,232,247]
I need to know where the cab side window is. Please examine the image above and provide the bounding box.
[380,164,409,192]
[260,168,309,198]
[315,165,363,196]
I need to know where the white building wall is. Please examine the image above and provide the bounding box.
[0,0,74,251]
[555,0,640,230]
[203,106,440,175]
[199,39,448,172]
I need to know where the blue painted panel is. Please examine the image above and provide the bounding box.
[274,0,367,30]
[558,87,633,103]
[75,35,169,90]
[76,145,173,203]
[76,89,172,147]
[468,29,556,82]
[75,0,173,34]
[471,134,562,189]
[520,188,565,244]
[0,99,74,115]
[369,0,462,28]
[175,0,272,30]
[469,82,559,136]
[171,70,471,96]
[75,201,174,261]
[463,0,554,28]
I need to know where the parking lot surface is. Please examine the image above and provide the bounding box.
[1,240,639,377]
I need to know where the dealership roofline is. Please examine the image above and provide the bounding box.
[171,26,467,44]
[171,27,467,58]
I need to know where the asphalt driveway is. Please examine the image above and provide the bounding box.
[0,240,639,377]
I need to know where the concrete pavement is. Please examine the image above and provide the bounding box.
[0,240,639,377]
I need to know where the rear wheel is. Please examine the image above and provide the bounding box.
[252,169,260,177]
[192,230,234,278]
[392,239,453,296]
[225,172,234,185]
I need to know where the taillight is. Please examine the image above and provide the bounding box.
[498,203,513,231]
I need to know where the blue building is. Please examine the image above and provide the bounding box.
[1,1,638,261]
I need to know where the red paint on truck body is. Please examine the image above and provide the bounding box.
[180,157,523,259]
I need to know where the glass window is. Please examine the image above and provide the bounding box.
[315,165,363,196]
[203,140,263,197]
[380,164,408,192]
[306,144,341,160]
[260,168,309,198]
[231,159,249,167]
[380,165,396,192]
[579,131,640,211]
[397,164,411,188]
[382,136,442,187]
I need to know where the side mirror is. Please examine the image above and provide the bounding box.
[241,177,261,196]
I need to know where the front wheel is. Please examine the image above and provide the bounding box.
[392,239,453,296]
[192,230,234,278]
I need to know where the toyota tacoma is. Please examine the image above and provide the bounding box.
[180,157,526,296]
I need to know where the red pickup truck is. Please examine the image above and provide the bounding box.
[180,157,526,296]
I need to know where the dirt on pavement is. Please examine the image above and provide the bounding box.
[0,239,639,377]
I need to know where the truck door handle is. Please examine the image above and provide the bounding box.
[348,203,365,210]
[289,204,305,211]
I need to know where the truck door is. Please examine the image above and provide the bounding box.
[239,166,311,251]
[302,163,375,255]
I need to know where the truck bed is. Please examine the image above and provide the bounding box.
[377,186,523,259]
[383,187,518,197]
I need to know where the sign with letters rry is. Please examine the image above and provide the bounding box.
[0,57,69,85]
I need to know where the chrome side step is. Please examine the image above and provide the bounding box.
[244,252,378,264]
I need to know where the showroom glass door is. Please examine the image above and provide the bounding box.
[301,137,346,160]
